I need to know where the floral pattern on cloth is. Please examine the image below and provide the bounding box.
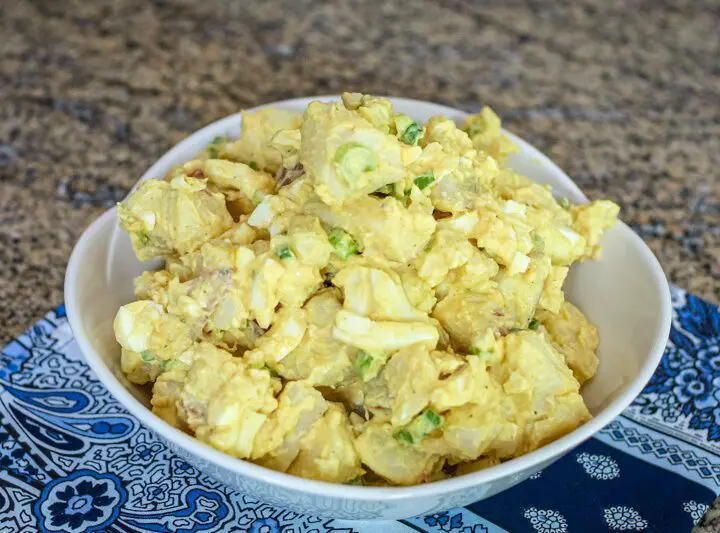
[576,453,621,480]
[629,290,720,444]
[34,470,127,533]
[602,506,648,531]
[0,286,717,533]
[684,500,710,526]
[523,508,568,533]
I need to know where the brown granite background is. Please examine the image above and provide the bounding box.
[0,0,719,528]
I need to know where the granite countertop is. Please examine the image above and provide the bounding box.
[1,0,718,528]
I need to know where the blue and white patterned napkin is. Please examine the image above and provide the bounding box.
[0,286,718,533]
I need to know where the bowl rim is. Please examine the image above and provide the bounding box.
[64,95,672,502]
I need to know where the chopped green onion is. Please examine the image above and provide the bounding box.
[374,183,395,196]
[276,245,293,259]
[354,350,387,381]
[560,197,570,209]
[414,171,435,190]
[355,351,374,377]
[399,187,412,207]
[528,318,540,330]
[468,346,493,357]
[531,232,545,253]
[394,114,424,145]
[262,364,280,377]
[411,408,444,437]
[394,429,415,445]
[335,143,377,182]
[206,136,226,159]
[141,350,155,362]
[401,122,423,145]
[423,409,443,428]
[328,228,359,259]
[395,409,445,445]
[394,409,445,444]
[249,160,259,170]
[464,125,483,137]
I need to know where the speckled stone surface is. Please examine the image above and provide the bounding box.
[1,0,719,524]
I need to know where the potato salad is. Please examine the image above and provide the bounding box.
[114,93,619,486]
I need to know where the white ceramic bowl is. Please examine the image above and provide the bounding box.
[64,96,672,521]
